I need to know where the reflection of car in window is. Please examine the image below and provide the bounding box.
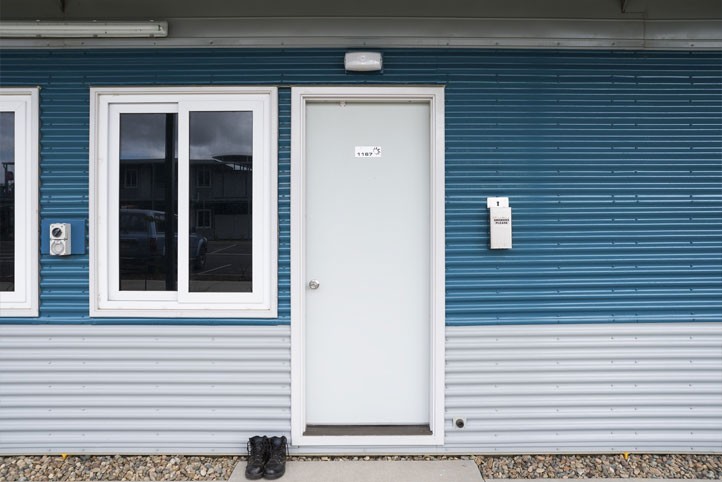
[119,209,207,272]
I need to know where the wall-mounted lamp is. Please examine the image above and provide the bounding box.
[0,21,168,38]
[345,51,383,72]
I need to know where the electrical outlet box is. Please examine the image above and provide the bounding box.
[41,219,85,255]
[49,223,72,256]
[452,416,467,429]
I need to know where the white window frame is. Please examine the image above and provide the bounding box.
[0,88,39,318]
[90,87,277,318]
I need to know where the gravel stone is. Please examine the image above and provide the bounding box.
[0,454,720,481]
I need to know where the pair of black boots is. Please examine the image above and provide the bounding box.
[245,435,287,480]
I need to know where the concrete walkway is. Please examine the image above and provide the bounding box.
[229,459,482,482]
[227,460,709,482]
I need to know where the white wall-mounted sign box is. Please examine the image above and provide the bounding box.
[487,197,512,249]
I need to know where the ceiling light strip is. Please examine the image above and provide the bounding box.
[0,21,168,38]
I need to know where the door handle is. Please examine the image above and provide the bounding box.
[308,280,320,290]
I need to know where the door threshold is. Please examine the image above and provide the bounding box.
[304,424,432,436]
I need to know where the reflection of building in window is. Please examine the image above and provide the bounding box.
[0,113,17,294]
[196,209,212,228]
[0,162,15,221]
[0,162,15,288]
[189,155,252,241]
[118,157,253,241]
[123,168,138,188]
[196,167,211,188]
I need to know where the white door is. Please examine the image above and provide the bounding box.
[304,100,431,428]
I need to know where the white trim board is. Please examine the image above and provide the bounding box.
[89,86,278,318]
[290,86,446,447]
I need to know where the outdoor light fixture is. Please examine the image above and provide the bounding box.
[344,51,383,72]
[0,21,168,38]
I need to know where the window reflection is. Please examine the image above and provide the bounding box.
[189,111,253,293]
[119,113,178,291]
[0,112,15,292]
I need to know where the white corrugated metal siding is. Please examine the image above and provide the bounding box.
[2,323,720,454]
[0,325,291,454]
[444,323,722,454]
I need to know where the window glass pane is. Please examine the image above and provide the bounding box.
[0,112,14,292]
[189,111,253,293]
[119,113,178,291]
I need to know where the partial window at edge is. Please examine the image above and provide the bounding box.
[0,112,16,292]
[0,89,39,317]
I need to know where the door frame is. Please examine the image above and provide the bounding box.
[290,86,445,447]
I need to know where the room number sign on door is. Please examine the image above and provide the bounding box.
[355,146,382,158]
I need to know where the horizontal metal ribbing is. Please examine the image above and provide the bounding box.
[0,325,290,454]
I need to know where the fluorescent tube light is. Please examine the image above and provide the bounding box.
[0,21,168,38]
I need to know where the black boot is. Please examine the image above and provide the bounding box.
[245,436,269,480]
[263,436,287,480]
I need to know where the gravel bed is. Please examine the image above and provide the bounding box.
[474,454,722,479]
[0,456,239,481]
[1,454,720,481]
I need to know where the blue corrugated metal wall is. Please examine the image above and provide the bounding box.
[0,49,720,325]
